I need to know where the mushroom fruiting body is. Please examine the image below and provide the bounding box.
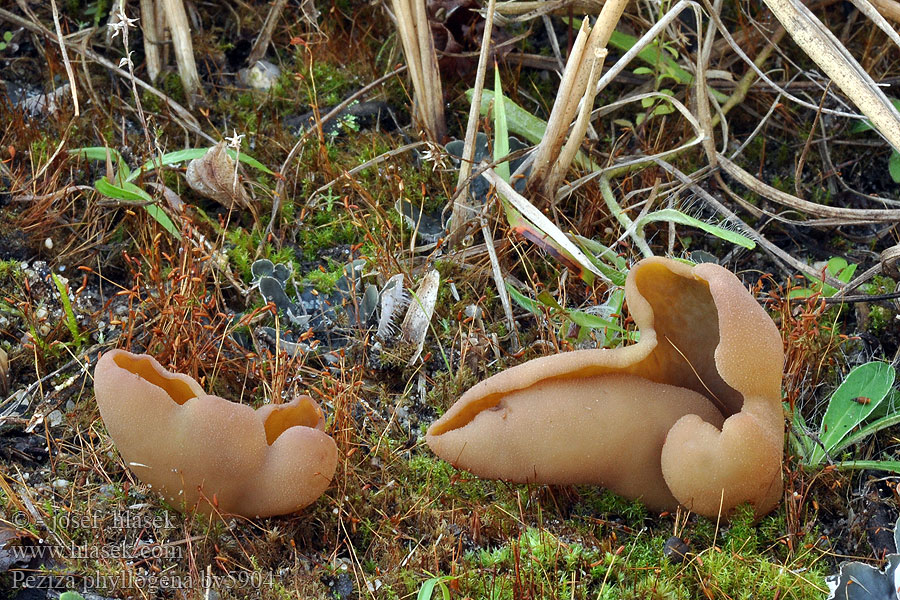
[94,350,338,517]
[426,257,784,518]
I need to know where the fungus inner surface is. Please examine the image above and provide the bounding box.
[113,353,197,405]
[632,263,742,417]
[263,398,322,445]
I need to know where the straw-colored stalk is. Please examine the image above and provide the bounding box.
[527,0,628,201]
[446,0,497,247]
[140,0,162,82]
[389,0,446,140]
[870,0,900,25]
[138,0,199,101]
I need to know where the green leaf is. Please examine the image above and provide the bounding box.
[566,309,629,334]
[94,178,182,239]
[633,208,755,249]
[836,411,900,457]
[493,68,510,182]
[417,579,437,600]
[889,151,900,183]
[851,97,900,133]
[807,361,896,465]
[59,593,86,600]
[70,146,126,164]
[416,576,454,600]
[95,177,154,203]
[71,146,130,181]
[535,291,563,310]
[834,460,900,474]
[505,283,543,315]
[570,235,627,286]
[144,203,182,239]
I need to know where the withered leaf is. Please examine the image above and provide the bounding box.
[185,141,253,211]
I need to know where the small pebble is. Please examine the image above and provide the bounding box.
[663,536,690,564]
[46,410,64,428]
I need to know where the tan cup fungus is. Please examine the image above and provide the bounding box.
[94,350,338,517]
[427,257,784,518]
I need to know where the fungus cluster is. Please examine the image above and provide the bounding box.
[94,258,784,520]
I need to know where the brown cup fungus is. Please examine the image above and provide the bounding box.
[94,350,338,517]
[426,257,784,518]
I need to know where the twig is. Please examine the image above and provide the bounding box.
[480,217,519,352]
[446,0,497,248]
[49,0,79,116]
[248,0,289,65]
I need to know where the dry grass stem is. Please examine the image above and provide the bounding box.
[389,0,446,140]
[869,0,900,24]
[49,0,79,116]
[447,0,498,247]
[159,0,201,105]
[248,0,290,64]
[529,0,628,200]
[139,0,162,81]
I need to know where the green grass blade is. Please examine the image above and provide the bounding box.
[834,460,900,474]
[143,203,182,240]
[493,68,510,182]
[834,412,900,457]
[94,178,182,239]
[634,208,755,249]
[505,282,543,315]
[466,89,596,170]
[95,177,154,203]
[128,148,274,182]
[70,146,125,164]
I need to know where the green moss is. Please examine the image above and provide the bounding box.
[303,263,343,294]
[867,305,891,334]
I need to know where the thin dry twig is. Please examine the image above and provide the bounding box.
[248,0,290,65]
[49,0,79,116]
[446,0,498,248]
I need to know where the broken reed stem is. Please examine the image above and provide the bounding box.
[871,0,900,24]
[447,0,497,248]
[528,0,629,201]
[160,0,201,106]
[248,0,289,65]
[548,48,607,196]
[529,19,592,189]
[389,0,445,140]
[139,0,162,81]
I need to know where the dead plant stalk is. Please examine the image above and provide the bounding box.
[528,0,628,201]
[389,0,446,140]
